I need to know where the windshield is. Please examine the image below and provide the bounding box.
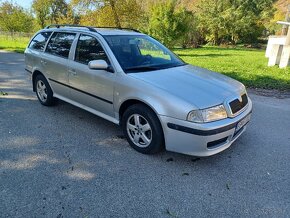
[104,35,186,73]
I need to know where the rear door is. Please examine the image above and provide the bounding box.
[68,34,115,117]
[41,32,76,98]
[25,31,52,72]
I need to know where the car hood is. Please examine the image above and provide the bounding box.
[128,64,245,109]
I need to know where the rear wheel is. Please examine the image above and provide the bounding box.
[122,104,164,154]
[35,74,55,106]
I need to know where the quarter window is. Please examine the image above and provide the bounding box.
[28,32,52,51]
[75,34,109,65]
[46,32,76,58]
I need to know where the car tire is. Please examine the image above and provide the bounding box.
[122,104,164,154]
[35,74,55,106]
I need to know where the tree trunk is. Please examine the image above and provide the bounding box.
[109,0,121,28]
[39,12,46,28]
[214,30,219,45]
[282,5,290,35]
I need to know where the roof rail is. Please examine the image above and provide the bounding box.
[45,24,97,33]
[94,27,141,33]
[45,24,142,34]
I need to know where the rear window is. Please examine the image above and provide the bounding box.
[45,32,76,59]
[28,32,52,51]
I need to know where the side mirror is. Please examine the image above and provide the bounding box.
[88,60,114,72]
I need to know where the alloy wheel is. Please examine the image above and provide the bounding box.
[126,114,152,148]
[36,80,48,103]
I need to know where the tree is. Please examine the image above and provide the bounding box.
[267,0,289,35]
[32,0,72,28]
[0,1,34,33]
[48,0,69,24]
[196,0,275,45]
[230,0,275,42]
[108,0,121,27]
[80,6,117,27]
[72,0,142,28]
[147,0,192,47]
[72,0,121,27]
[54,3,80,25]
[179,11,202,48]
[32,0,50,28]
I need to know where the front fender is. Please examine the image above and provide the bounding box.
[115,75,197,121]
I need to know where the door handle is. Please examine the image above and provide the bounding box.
[68,69,77,76]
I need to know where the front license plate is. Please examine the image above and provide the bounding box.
[235,114,251,133]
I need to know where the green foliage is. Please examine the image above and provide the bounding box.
[80,7,116,27]
[196,0,275,45]
[32,0,51,28]
[196,0,227,45]
[179,10,201,48]
[267,1,287,35]
[147,0,192,47]
[74,0,142,28]
[0,1,34,33]
[56,3,80,25]
[32,0,77,28]
[48,0,68,23]
[117,0,143,28]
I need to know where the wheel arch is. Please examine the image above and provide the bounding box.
[32,70,45,92]
[118,99,161,126]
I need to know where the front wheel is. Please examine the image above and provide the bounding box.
[35,74,55,106]
[122,104,164,154]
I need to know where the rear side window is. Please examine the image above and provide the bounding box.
[28,32,52,51]
[46,32,76,59]
[75,34,109,65]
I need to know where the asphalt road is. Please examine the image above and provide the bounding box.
[0,51,290,218]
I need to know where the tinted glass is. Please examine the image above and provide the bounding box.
[104,35,185,73]
[29,32,52,51]
[46,32,76,58]
[75,34,109,65]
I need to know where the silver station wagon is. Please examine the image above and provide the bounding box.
[25,25,252,157]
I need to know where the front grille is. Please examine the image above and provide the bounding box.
[229,94,248,115]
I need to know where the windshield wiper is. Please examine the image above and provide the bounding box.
[125,66,160,72]
[125,63,187,73]
[159,63,187,69]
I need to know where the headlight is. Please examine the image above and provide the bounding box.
[187,105,227,123]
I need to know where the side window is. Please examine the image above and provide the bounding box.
[46,32,76,59]
[75,34,109,65]
[28,32,52,51]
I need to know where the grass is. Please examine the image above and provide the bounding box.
[174,47,290,91]
[0,34,289,90]
[0,35,30,53]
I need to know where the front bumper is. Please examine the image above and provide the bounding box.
[159,98,253,157]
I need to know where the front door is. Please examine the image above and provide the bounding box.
[68,34,115,117]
